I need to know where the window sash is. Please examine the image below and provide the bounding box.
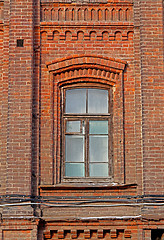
[63,118,111,178]
[64,87,110,115]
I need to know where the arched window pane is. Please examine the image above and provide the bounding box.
[88,89,108,113]
[65,89,86,113]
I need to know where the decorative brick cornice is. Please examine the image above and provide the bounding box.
[43,228,132,239]
[47,55,126,69]
[41,3,133,24]
[41,29,133,42]
[47,54,126,74]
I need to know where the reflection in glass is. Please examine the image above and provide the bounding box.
[89,163,108,177]
[88,89,108,113]
[65,89,86,113]
[89,136,108,162]
[65,163,85,177]
[65,136,84,162]
[66,121,81,133]
[89,121,108,134]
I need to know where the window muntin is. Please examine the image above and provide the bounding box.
[62,87,112,179]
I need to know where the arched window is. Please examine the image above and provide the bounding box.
[45,55,126,185]
[61,86,113,181]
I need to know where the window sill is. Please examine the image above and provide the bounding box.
[39,183,137,190]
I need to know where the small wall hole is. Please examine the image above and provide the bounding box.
[17,39,24,47]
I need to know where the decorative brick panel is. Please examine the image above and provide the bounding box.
[41,226,135,240]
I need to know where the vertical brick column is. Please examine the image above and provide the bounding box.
[140,0,164,194]
[133,0,144,196]
[3,0,34,196]
[1,0,10,197]
[0,21,5,195]
[32,0,41,196]
[0,29,3,188]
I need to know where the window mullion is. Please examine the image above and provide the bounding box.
[85,89,88,177]
[86,88,88,114]
[85,119,89,177]
[108,116,112,176]
[62,89,65,180]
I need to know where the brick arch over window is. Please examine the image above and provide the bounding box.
[46,55,126,87]
[41,55,126,186]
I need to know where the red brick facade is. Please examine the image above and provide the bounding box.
[0,0,164,239]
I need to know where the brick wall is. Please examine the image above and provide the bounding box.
[139,0,164,195]
[1,219,38,240]
[1,0,34,196]
[0,23,4,194]
[0,0,164,239]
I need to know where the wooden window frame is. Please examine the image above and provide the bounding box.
[61,84,113,183]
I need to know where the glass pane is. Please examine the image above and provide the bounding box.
[66,121,81,133]
[65,136,84,162]
[65,89,86,113]
[65,163,85,177]
[88,89,108,113]
[89,136,108,162]
[89,163,108,177]
[89,121,108,134]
